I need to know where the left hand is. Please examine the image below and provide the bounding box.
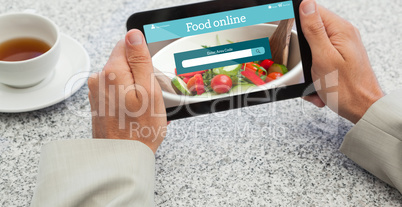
[300,1,384,123]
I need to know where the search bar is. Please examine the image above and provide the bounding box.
[174,38,271,75]
[182,47,265,68]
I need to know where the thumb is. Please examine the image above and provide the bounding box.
[125,29,153,89]
[302,94,326,108]
[299,0,332,54]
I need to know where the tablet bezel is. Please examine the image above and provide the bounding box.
[127,0,313,121]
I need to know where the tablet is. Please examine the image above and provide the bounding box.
[127,0,313,121]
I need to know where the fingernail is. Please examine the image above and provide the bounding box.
[128,31,143,45]
[302,1,316,15]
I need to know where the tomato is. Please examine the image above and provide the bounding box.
[260,59,274,70]
[211,75,233,94]
[243,62,266,76]
[265,77,274,83]
[187,77,196,92]
[267,72,283,80]
[187,74,205,95]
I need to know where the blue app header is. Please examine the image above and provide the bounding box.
[144,1,295,43]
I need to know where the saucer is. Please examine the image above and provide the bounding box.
[0,33,90,113]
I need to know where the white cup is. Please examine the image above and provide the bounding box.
[0,12,61,88]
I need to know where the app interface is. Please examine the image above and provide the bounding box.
[144,0,305,108]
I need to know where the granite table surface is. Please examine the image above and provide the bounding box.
[1,0,402,206]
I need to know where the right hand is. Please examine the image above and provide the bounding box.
[299,0,384,124]
[88,30,167,154]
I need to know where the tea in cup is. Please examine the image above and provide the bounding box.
[0,12,61,88]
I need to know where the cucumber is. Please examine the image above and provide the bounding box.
[212,64,241,76]
[171,77,191,95]
[230,84,257,94]
[268,63,288,75]
[212,67,223,75]
[195,84,256,97]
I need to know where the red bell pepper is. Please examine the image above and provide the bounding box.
[175,68,206,77]
[194,74,205,95]
[182,77,190,84]
[241,70,265,86]
[243,62,267,76]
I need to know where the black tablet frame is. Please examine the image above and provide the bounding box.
[127,0,314,121]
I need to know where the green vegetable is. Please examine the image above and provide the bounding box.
[212,67,223,75]
[212,64,241,76]
[216,35,221,46]
[230,84,257,94]
[234,76,249,85]
[202,69,214,92]
[195,84,257,97]
[171,76,191,95]
[268,64,288,75]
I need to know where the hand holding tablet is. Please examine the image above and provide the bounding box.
[298,0,384,123]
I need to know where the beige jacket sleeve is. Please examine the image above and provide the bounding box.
[340,89,402,192]
[30,139,156,207]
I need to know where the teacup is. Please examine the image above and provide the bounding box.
[0,12,61,88]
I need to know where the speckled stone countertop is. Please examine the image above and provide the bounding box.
[1,0,401,206]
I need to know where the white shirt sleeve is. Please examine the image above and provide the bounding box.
[30,139,156,207]
[340,89,402,193]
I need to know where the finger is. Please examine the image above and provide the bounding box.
[87,71,99,85]
[303,94,326,108]
[87,72,99,101]
[102,41,137,88]
[317,5,363,60]
[125,29,153,90]
[317,6,353,37]
[299,0,334,55]
[104,40,128,69]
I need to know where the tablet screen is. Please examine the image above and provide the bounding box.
[142,0,306,113]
